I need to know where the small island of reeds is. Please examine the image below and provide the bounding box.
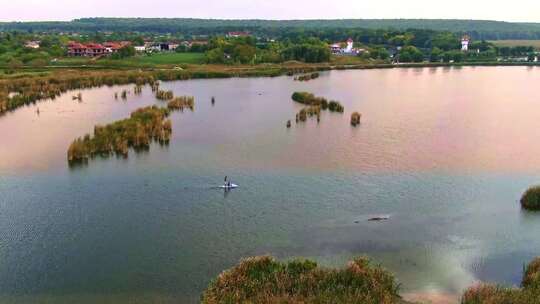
[520,185,540,210]
[294,72,320,81]
[289,91,344,126]
[155,89,174,100]
[67,105,173,165]
[167,96,194,111]
[202,255,400,304]
[351,112,362,126]
[292,92,344,113]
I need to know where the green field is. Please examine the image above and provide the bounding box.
[121,52,206,65]
[52,52,206,68]
[489,40,540,48]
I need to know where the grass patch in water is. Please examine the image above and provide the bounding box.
[520,186,540,210]
[202,255,400,304]
[167,96,194,111]
[67,105,173,166]
[351,112,362,126]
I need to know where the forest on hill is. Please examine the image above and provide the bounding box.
[3,18,540,40]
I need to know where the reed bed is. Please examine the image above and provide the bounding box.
[351,112,362,126]
[290,92,344,127]
[155,90,174,100]
[296,106,321,123]
[134,85,143,95]
[202,255,400,304]
[462,257,540,304]
[520,185,540,210]
[67,105,172,166]
[167,96,194,111]
[294,72,320,81]
[121,90,128,100]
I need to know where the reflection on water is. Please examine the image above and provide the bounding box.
[1,67,540,303]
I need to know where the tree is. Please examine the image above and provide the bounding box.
[205,48,225,63]
[112,46,136,59]
[430,47,443,62]
[399,46,424,63]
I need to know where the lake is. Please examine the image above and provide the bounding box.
[1,67,540,303]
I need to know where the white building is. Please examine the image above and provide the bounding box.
[461,35,470,51]
[330,38,357,55]
[25,41,40,49]
[134,46,146,52]
[345,38,354,53]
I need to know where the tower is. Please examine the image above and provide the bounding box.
[461,35,470,51]
[346,38,354,53]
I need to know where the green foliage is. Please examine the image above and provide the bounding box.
[398,46,424,63]
[281,42,331,63]
[111,45,136,59]
[521,186,540,210]
[202,256,400,304]
[462,257,540,304]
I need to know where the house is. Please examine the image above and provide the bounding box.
[330,43,342,54]
[227,31,250,38]
[134,46,146,52]
[67,42,114,57]
[330,38,362,55]
[25,41,40,49]
[85,43,106,57]
[461,35,470,51]
[67,42,87,56]
[103,41,131,54]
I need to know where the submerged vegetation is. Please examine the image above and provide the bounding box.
[67,105,173,165]
[462,257,540,304]
[167,96,194,111]
[202,255,400,304]
[520,186,540,210]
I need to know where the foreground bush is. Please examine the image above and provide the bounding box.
[462,257,540,304]
[202,256,400,304]
[520,186,540,210]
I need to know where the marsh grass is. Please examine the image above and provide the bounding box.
[202,255,400,304]
[156,90,174,100]
[462,257,540,304]
[67,105,173,166]
[167,96,194,111]
[520,186,540,210]
[291,92,343,126]
[294,72,320,81]
[351,112,362,126]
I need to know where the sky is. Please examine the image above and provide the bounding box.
[1,0,540,22]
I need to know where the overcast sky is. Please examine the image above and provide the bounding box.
[1,0,540,22]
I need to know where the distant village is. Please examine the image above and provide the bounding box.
[17,31,540,63]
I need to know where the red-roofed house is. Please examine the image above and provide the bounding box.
[67,42,87,56]
[227,31,250,38]
[68,41,131,57]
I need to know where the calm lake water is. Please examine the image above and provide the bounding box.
[1,67,540,303]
